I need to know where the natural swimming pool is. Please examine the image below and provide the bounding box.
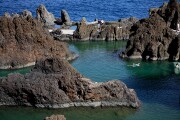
[1,41,179,120]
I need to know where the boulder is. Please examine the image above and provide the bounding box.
[50,28,74,41]
[0,58,140,108]
[61,9,72,26]
[45,115,66,120]
[73,17,97,40]
[3,12,11,18]
[0,14,72,69]
[121,0,180,61]
[36,4,56,26]
[21,10,32,18]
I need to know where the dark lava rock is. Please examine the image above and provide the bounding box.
[54,9,72,28]
[50,28,74,41]
[0,14,72,69]
[0,58,140,108]
[36,4,56,26]
[73,17,138,41]
[61,9,72,26]
[121,0,180,61]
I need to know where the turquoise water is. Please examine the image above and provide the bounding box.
[0,66,32,77]
[1,41,180,120]
[0,0,179,119]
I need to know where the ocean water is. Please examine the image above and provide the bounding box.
[1,0,180,120]
[0,0,169,21]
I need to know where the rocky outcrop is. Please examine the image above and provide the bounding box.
[0,58,140,108]
[121,0,180,61]
[45,115,66,120]
[73,17,138,41]
[34,5,137,41]
[54,9,72,28]
[0,14,73,69]
[50,28,74,41]
[61,10,72,27]
[36,4,56,26]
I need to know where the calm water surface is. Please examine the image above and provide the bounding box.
[0,41,180,120]
[0,0,180,120]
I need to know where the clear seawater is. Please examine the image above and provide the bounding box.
[0,41,180,120]
[0,0,180,120]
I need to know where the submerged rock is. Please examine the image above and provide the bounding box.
[0,14,72,69]
[121,0,180,61]
[36,4,56,26]
[45,115,66,120]
[0,58,140,108]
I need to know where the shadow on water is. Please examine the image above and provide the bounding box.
[0,41,180,120]
[69,41,180,114]
[68,41,126,53]
[0,106,137,120]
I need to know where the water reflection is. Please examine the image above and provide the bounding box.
[69,41,180,111]
[0,106,137,120]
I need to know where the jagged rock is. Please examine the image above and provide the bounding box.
[54,10,72,27]
[21,10,32,18]
[0,14,72,69]
[55,18,62,25]
[0,58,140,108]
[73,17,97,40]
[36,4,56,26]
[50,29,74,41]
[73,17,138,41]
[3,12,11,18]
[121,0,180,61]
[45,115,66,120]
[61,9,71,25]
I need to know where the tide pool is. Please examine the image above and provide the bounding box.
[0,41,180,120]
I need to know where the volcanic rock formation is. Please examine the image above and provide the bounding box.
[73,17,138,41]
[0,58,140,108]
[54,9,72,27]
[36,4,56,26]
[121,0,180,61]
[0,13,73,69]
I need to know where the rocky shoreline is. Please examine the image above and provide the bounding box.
[121,0,180,61]
[0,2,141,109]
[34,4,138,41]
[0,58,140,108]
[0,11,76,69]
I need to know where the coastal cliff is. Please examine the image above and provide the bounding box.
[0,58,140,108]
[121,0,180,61]
[0,12,73,69]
